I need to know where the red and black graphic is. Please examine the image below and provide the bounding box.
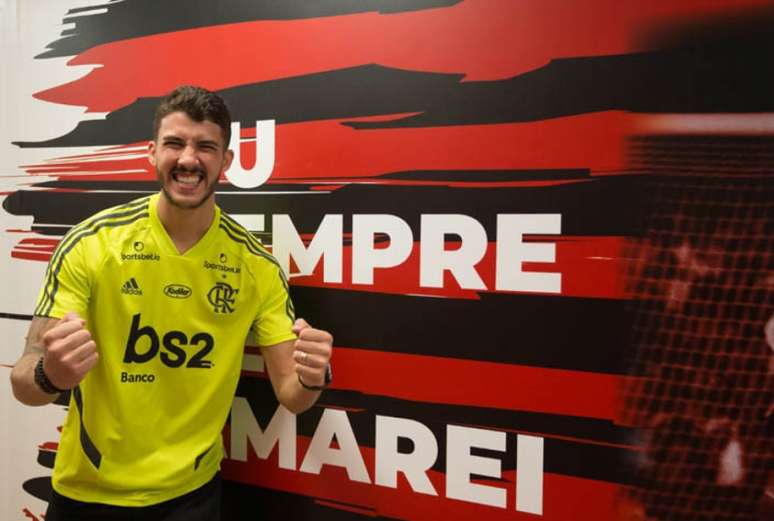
[4,1,773,520]
[620,138,774,519]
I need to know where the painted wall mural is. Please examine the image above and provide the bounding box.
[1,1,772,520]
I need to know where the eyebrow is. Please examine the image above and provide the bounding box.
[160,136,221,148]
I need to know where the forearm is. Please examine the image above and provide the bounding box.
[275,375,322,414]
[10,353,60,406]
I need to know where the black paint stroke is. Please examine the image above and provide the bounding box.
[291,288,632,375]
[39,0,462,59]
[16,15,774,149]
[2,172,644,238]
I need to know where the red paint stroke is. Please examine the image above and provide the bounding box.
[12,238,61,262]
[331,348,619,420]
[12,251,54,262]
[242,344,621,420]
[21,508,41,521]
[315,499,377,517]
[35,0,769,112]
[288,236,628,301]
[305,179,593,189]
[222,439,620,521]
[21,112,633,182]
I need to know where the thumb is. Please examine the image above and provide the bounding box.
[292,318,310,335]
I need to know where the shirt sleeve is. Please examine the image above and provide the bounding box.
[34,234,92,319]
[252,264,296,347]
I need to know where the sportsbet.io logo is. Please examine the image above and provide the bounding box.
[121,241,160,262]
[208,282,238,313]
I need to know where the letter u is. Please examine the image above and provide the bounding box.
[225,120,276,189]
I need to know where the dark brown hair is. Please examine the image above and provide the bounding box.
[152,85,232,147]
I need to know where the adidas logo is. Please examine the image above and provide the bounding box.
[121,278,142,296]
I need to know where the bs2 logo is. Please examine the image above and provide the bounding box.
[123,314,213,368]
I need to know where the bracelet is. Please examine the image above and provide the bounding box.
[298,364,332,391]
[34,357,65,394]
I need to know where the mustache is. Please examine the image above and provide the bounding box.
[170,166,206,176]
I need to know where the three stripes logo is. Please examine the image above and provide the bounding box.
[121,278,142,296]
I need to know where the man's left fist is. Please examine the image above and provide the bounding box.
[292,318,333,389]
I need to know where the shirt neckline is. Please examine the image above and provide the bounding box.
[148,193,221,258]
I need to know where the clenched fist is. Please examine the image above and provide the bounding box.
[292,318,333,389]
[42,312,99,390]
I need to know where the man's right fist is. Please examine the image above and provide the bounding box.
[41,312,99,390]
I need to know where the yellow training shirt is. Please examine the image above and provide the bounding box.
[34,193,296,506]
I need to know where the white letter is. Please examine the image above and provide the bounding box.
[375,415,439,495]
[230,398,296,470]
[273,214,343,282]
[352,215,413,285]
[226,120,275,189]
[496,214,561,293]
[516,434,544,515]
[300,408,371,483]
[420,214,487,289]
[446,425,506,508]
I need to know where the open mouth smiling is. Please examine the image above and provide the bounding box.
[171,170,205,186]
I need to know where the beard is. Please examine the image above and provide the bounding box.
[157,165,217,210]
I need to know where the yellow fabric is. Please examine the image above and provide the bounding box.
[35,193,295,506]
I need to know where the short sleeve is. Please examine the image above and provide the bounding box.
[34,235,92,319]
[252,264,296,347]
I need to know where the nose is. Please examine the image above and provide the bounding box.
[177,144,199,170]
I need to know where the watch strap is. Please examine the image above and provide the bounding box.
[34,357,65,394]
[298,364,332,391]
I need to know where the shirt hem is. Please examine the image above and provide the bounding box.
[51,467,218,508]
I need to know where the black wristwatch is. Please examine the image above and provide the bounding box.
[34,357,66,394]
[298,364,332,391]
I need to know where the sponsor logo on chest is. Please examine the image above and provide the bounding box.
[121,240,159,261]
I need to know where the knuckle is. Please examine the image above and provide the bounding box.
[42,330,56,346]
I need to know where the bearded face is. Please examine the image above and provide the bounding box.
[149,111,232,210]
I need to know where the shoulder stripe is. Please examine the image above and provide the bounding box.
[37,200,151,315]
[47,197,151,269]
[217,220,295,322]
[220,214,275,256]
[59,196,151,242]
[219,216,280,269]
[36,204,150,316]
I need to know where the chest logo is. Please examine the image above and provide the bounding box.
[208,282,238,313]
[123,313,213,369]
[164,284,192,299]
[121,278,142,296]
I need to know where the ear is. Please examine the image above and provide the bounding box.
[221,148,234,174]
[147,140,157,167]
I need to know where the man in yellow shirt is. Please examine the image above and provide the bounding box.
[10,85,334,520]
